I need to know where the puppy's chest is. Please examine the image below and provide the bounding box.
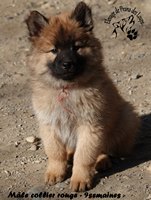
[49,90,83,126]
[35,88,99,147]
[54,90,90,146]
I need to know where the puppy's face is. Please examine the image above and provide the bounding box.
[26,2,102,87]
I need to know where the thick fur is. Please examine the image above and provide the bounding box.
[26,2,140,192]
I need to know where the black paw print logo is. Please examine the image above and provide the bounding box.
[127,29,138,40]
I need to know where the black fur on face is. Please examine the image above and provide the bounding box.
[47,43,86,81]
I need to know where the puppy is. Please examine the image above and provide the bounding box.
[26,2,140,192]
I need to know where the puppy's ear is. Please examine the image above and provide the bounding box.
[71,2,93,31]
[26,11,48,37]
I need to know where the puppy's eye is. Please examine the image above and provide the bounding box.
[45,48,58,54]
[72,41,84,51]
[50,48,58,54]
[72,45,81,51]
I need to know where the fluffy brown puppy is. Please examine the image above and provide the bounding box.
[26,2,140,192]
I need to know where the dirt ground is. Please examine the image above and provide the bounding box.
[0,0,151,200]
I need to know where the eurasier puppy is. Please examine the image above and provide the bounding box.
[26,2,140,192]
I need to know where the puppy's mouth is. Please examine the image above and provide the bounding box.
[56,72,77,80]
[47,62,84,81]
[52,70,83,81]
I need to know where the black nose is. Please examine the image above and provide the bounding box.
[62,61,73,70]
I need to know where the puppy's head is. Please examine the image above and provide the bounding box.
[26,2,103,88]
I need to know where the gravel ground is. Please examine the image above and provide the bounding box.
[0,0,151,200]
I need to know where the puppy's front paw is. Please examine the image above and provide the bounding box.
[70,179,91,192]
[45,162,66,185]
[45,171,65,185]
[70,169,92,192]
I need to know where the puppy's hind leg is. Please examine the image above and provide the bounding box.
[95,154,112,171]
[40,123,67,185]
